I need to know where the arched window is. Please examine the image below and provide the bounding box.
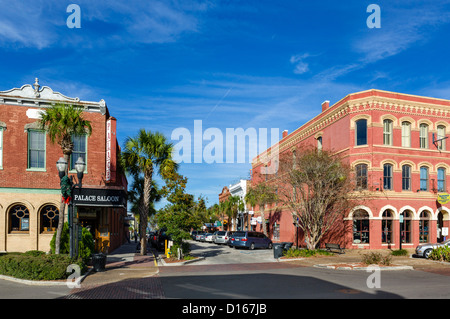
[9,205,30,233]
[355,119,367,146]
[383,164,393,190]
[355,164,368,189]
[40,205,59,233]
[353,210,370,244]
[400,210,412,244]
[382,210,393,244]
[420,124,429,149]
[420,166,429,191]
[437,125,446,151]
[383,119,393,146]
[401,121,411,147]
[438,167,446,192]
[419,211,430,243]
[402,165,411,191]
[317,136,322,151]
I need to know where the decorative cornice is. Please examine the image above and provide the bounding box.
[0,78,107,115]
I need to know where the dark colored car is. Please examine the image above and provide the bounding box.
[226,231,236,247]
[191,230,200,240]
[230,231,273,250]
[150,229,171,251]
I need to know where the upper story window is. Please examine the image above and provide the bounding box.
[383,119,393,146]
[28,130,46,170]
[437,125,446,151]
[317,136,322,151]
[355,164,368,190]
[355,119,367,146]
[437,167,446,192]
[420,166,429,191]
[70,134,87,171]
[419,124,428,149]
[401,121,411,148]
[383,164,393,190]
[402,165,411,191]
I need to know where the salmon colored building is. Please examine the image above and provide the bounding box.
[252,89,450,250]
[0,79,128,253]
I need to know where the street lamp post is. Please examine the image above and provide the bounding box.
[56,157,85,259]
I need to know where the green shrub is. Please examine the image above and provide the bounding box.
[24,250,46,257]
[391,249,408,256]
[283,248,332,258]
[0,253,86,281]
[170,241,191,258]
[50,222,94,264]
[429,246,450,262]
[362,252,392,265]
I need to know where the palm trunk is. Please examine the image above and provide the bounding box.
[55,201,66,254]
[140,168,153,255]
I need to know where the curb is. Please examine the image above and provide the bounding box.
[313,263,414,271]
[157,256,205,266]
[0,267,94,286]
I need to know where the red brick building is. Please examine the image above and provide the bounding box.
[0,79,127,253]
[252,89,450,250]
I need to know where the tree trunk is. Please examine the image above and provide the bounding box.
[55,200,66,254]
[140,168,153,255]
[261,208,267,236]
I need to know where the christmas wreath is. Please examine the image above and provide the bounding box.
[60,175,72,204]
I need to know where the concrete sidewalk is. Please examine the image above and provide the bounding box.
[64,242,164,299]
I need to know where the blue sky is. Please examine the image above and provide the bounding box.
[2,0,450,208]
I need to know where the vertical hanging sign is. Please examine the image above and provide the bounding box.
[106,119,112,182]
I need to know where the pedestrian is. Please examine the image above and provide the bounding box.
[134,229,138,243]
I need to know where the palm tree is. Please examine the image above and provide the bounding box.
[128,175,162,224]
[122,129,178,255]
[39,103,92,254]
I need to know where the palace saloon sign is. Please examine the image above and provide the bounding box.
[73,188,126,208]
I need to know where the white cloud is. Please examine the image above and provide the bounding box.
[290,53,310,74]
[0,0,211,49]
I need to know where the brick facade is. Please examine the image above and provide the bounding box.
[252,89,450,250]
[0,79,128,253]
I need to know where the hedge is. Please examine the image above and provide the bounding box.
[0,252,86,281]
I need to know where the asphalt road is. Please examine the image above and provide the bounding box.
[158,240,450,299]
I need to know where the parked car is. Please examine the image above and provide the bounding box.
[150,228,171,251]
[215,231,233,244]
[226,231,236,247]
[199,233,207,242]
[191,230,199,240]
[230,231,273,250]
[416,239,450,258]
[205,233,214,242]
[195,232,205,241]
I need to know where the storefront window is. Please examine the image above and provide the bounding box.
[40,205,59,233]
[353,210,369,244]
[419,211,430,243]
[400,210,412,243]
[382,210,393,244]
[9,205,30,233]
